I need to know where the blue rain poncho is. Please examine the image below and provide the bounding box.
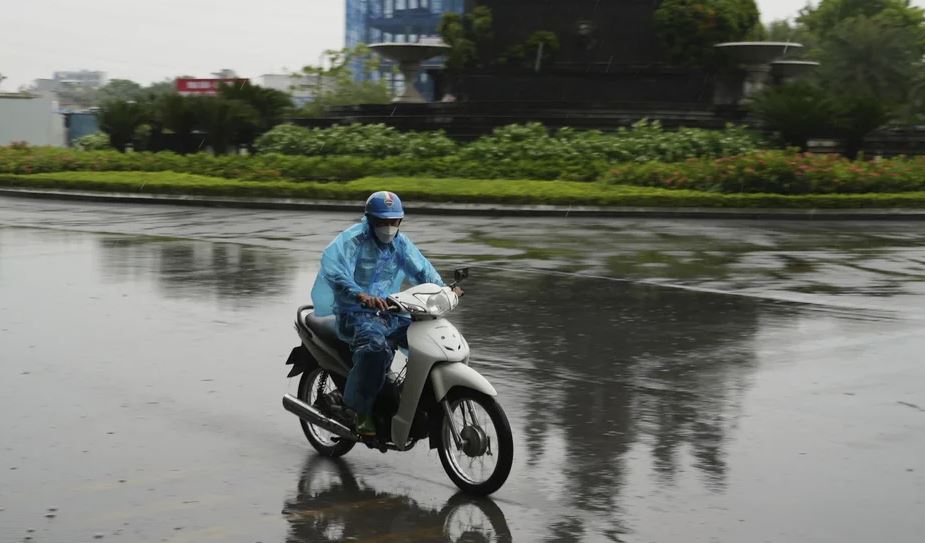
[311,217,446,416]
[310,217,445,331]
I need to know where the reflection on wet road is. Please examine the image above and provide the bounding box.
[283,456,512,542]
[1,196,924,542]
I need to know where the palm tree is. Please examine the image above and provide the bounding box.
[97,100,146,152]
[217,82,292,135]
[155,94,198,153]
[192,97,258,155]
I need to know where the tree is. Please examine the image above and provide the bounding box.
[831,93,892,159]
[764,0,925,155]
[751,83,834,150]
[901,71,925,122]
[438,6,494,72]
[191,97,258,154]
[654,0,763,67]
[217,81,292,133]
[798,0,925,40]
[297,45,393,117]
[139,79,178,101]
[765,19,816,55]
[154,94,198,153]
[97,79,144,103]
[816,16,923,105]
[97,100,147,151]
[499,30,561,71]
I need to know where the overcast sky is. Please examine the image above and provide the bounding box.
[1,1,922,91]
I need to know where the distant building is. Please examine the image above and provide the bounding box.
[346,0,464,46]
[52,70,107,87]
[345,0,464,97]
[28,70,108,111]
[30,79,58,97]
[0,93,67,147]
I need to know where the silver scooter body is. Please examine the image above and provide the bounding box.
[294,284,496,450]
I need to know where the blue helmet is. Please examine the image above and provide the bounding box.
[365,191,404,219]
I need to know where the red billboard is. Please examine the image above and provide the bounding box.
[175,78,250,95]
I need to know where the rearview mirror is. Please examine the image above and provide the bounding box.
[453,268,470,284]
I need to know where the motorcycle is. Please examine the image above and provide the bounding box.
[282,269,514,496]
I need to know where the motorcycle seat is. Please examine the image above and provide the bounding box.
[304,312,353,366]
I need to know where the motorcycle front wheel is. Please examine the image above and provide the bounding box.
[297,368,355,458]
[437,389,513,496]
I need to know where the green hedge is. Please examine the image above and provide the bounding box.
[0,147,372,181]
[0,146,605,182]
[606,150,925,194]
[2,171,924,209]
[0,120,763,184]
[5,146,925,195]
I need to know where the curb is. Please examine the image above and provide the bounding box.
[2,187,924,220]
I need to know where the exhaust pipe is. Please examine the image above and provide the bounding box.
[282,394,359,442]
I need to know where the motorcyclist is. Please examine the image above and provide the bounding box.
[310,191,462,436]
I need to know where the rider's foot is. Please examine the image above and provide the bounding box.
[356,413,376,437]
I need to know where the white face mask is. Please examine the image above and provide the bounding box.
[374,225,399,244]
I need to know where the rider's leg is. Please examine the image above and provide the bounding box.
[343,313,395,434]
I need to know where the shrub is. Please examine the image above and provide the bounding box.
[253,124,315,155]
[255,123,458,159]
[751,83,834,151]
[5,146,925,198]
[255,121,761,172]
[605,150,925,194]
[458,121,762,166]
[73,133,113,151]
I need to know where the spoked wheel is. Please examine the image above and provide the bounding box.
[438,389,513,496]
[297,368,355,458]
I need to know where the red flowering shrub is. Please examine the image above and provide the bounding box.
[605,150,925,194]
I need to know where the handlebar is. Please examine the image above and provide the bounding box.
[365,269,469,313]
[449,267,469,290]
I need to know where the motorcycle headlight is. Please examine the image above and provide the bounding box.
[425,289,453,316]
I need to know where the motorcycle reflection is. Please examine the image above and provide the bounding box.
[282,455,512,543]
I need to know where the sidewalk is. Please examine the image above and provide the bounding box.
[2,186,924,220]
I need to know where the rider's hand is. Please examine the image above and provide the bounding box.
[452,286,464,298]
[357,292,389,311]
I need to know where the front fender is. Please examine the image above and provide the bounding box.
[430,362,497,402]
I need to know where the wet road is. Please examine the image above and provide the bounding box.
[1,196,924,542]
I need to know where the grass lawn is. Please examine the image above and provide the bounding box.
[1,170,924,209]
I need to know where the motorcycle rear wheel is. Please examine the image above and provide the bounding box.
[298,368,356,458]
[437,389,513,496]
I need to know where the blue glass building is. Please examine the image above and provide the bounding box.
[345,0,464,97]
